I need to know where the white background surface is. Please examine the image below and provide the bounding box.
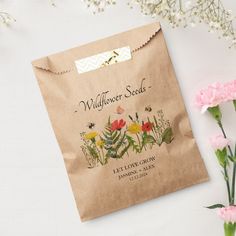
[0,0,236,235]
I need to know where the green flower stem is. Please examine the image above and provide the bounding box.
[218,121,234,156]
[232,144,236,205]
[224,166,232,204]
[224,223,236,236]
[232,164,236,205]
[233,100,236,111]
[218,120,235,205]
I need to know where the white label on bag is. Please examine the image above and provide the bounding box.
[75,46,132,74]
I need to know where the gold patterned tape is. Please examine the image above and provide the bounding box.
[75,46,132,74]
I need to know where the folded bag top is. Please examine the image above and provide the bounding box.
[32,22,161,74]
[32,22,208,221]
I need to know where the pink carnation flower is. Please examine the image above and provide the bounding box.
[195,82,226,113]
[209,134,231,151]
[224,80,236,101]
[218,206,236,223]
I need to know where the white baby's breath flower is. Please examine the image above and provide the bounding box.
[0,11,15,26]
[84,0,236,48]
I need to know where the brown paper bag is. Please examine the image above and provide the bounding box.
[32,22,208,221]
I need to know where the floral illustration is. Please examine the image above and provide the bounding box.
[111,119,126,131]
[80,109,174,168]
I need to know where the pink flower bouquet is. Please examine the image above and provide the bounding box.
[195,80,236,236]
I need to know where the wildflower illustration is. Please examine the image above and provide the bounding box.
[80,108,174,168]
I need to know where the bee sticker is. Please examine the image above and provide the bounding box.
[145,106,152,112]
[87,122,95,129]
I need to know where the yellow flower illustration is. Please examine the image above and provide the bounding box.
[84,131,98,140]
[96,139,105,148]
[127,123,142,134]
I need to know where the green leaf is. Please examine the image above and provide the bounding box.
[112,130,118,140]
[215,148,227,167]
[107,149,117,158]
[113,132,121,144]
[87,146,99,160]
[161,127,174,144]
[118,143,131,159]
[207,106,222,122]
[114,132,126,151]
[102,120,130,158]
[205,204,225,209]
[142,134,155,145]
[126,135,140,153]
[102,132,111,140]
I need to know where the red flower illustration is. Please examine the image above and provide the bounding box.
[111,119,126,131]
[142,122,153,132]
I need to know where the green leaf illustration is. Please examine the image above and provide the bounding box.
[142,133,155,149]
[87,145,99,161]
[102,122,128,159]
[126,135,140,153]
[161,127,174,144]
[118,143,131,159]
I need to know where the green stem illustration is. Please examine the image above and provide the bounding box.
[136,133,142,152]
[101,147,106,164]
